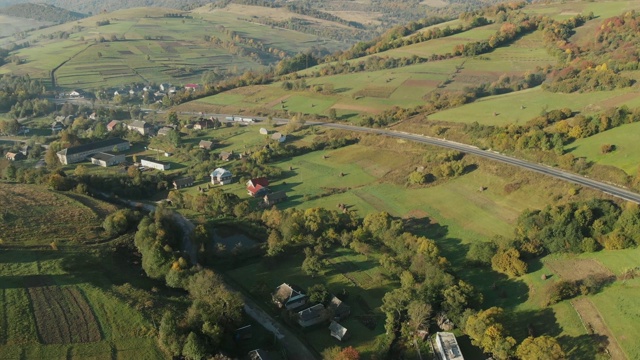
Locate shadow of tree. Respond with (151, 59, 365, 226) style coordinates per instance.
(558, 334, 609, 360)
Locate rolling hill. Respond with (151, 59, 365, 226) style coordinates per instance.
(0, 3, 85, 23)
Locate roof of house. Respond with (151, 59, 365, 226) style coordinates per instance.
(328, 296, 350, 315)
(265, 191, 287, 202)
(271, 132, 285, 140)
(157, 127, 173, 135)
(436, 332, 464, 360)
(273, 283, 305, 304)
(298, 304, 325, 322)
(185, 83, 199, 88)
(219, 151, 233, 159)
(91, 152, 119, 161)
(6, 152, 22, 160)
(57, 138, 128, 156)
(141, 158, 169, 166)
(248, 178, 269, 188)
(129, 120, 151, 129)
(329, 321, 348, 339)
(211, 167, 231, 178)
(199, 140, 214, 148)
(107, 120, 120, 129)
(173, 177, 194, 187)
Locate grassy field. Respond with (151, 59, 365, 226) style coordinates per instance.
(0, 183, 169, 359)
(0, 6, 346, 90)
(0, 183, 119, 246)
(566, 121, 640, 175)
(0, 15, 51, 43)
(431, 87, 639, 126)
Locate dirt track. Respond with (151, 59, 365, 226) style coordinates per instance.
(571, 297, 626, 360)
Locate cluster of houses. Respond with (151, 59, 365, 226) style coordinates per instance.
(272, 283, 351, 341)
(66, 83, 202, 103)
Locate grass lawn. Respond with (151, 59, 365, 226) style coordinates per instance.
(566, 121, 640, 175)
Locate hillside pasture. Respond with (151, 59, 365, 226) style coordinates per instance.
(0, 15, 51, 42)
(566, 121, 640, 175)
(0, 183, 118, 246)
(431, 87, 636, 126)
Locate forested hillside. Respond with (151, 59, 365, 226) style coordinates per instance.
(0, 3, 85, 23)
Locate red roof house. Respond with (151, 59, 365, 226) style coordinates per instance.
(246, 177, 269, 197)
(107, 120, 121, 132)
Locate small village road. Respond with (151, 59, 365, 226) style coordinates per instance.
(243, 297, 319, 360)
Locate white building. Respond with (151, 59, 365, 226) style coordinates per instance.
(435, 332, 464, 360)
(210, 167, 233, 185)
(141, 158, 170, 171)
(91, 152, 125, 167)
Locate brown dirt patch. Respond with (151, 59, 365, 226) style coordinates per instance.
(571, 297, 626, 360)
(601, 92, 640, 108)
(25, 276, 101, 344)
(265, 95, 291, 108)
(545, 259, 614, 282)
(403, 79, 441, 87)
(118, 50, 133, 55)
(331, 103, 382, 114)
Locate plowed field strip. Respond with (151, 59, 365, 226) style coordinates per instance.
(571, 297, 626, 360)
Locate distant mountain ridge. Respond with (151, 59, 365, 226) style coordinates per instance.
(0, 3, 86, 23)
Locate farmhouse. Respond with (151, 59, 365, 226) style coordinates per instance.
(56, 138, 130, 165)
(106, 120, 121, 132)
(173, 177, 194, 189)
(51, 120, 65, 133)
(141, 158, 170, 171)
(194, 118, 215, 130)
(329, 321, 349, 341)
(327, 295, 351, 321)
(264, 191, 287, 206)
(90, 152, 125, 167)
(219, 151, 235, 161)
(69, 90, 82, 98)
(184, 83, 200, 91)
(435, 332, 464, 360)
(199, 140, 214, 150)
(157, 127, 173, 136)
(127, 120, 153, 135)
(297, 304, 328, 327)
(272, 283, 307, 310)
(5, 152, 25, 161)
(271, 132, 286, 143)
(210, 167, 233, 185)
(247, 177, 269, 197)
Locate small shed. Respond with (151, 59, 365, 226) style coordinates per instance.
(5, 152, 25, 161)
(297, 304, 328, 327)
(271, 132, 286, 143)
(219, 151, 234, 161)
(264, 191, 287, 206)
(272, 283, 307, 310)
(259, 128, 269, 135)
(173, 176, 194, 189)
(199, 140, 214, 150)
(327, 295, 351, 321)
(329, 321, 349, 341)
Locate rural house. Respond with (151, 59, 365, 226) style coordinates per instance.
(56, 138, 130, 165)
(173, 177, 194, 189)
(297, 304, 328, 327)
(90, 152, 125, 167)
(199, 140, 214, 150)
(272, 283, 307, 310)
(435, 332, 464, 360)
(247, 177, 269, 197)
(219, 151, 234, 161)
(5, 152, 25, 161)
(210, 167, 233, 185)
(157, 127, 173, 136)
(194, 118, 215, 130)
(127, 120, 153, 135)
(327, 295, 351, 321)
(271, 132, 286, 143)
(184, 83, 200, 91)
(69, 90, 82, 98)
(141, 158, 170, 171)
(264, 191, 287, 206)
(106, 120, 121, 132)
(329, 321, 349, 341)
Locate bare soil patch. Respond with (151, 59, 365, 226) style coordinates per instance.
(25, 276, 101, 344)
(354, 86, 395, 99)
(118, 50, 133, 55)
(403, 79, 441, 87)
(545, 258, 614, 282)
(601, 91, 640, 108)
(571, 297, 626, 360)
